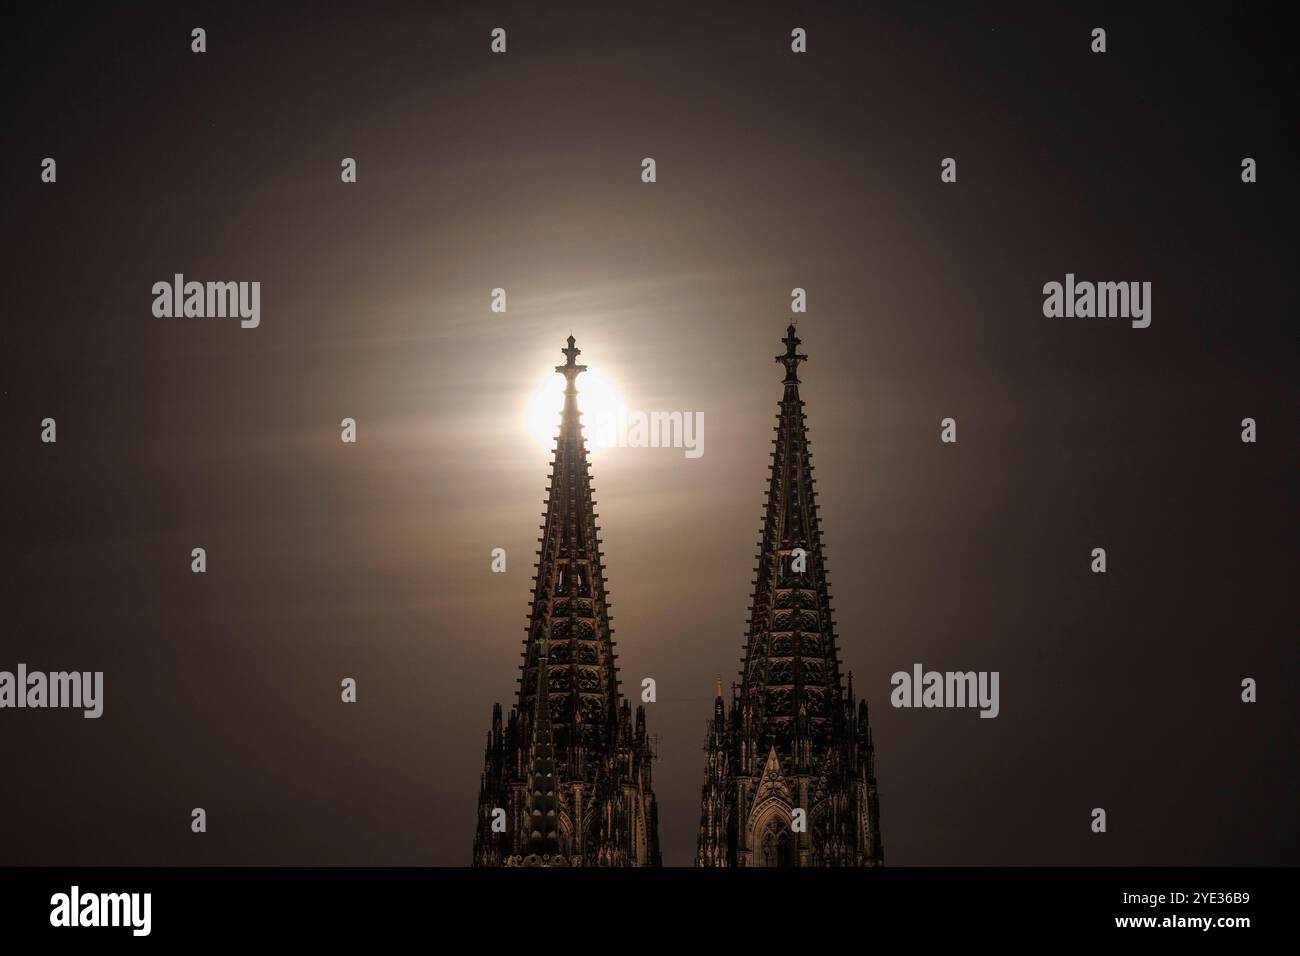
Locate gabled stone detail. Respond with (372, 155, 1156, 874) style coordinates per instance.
(752, 746, 793, 807)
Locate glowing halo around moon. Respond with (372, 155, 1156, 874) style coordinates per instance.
(524, 367, 625, 452)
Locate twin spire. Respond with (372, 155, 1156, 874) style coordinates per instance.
(696, 320, 884, 866)
(477, 324, 881, 867)
(474, 332, 661, 867)
(526, 334, 588, 858)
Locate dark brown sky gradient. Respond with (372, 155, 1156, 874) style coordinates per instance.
(2, 1, 1296, 866)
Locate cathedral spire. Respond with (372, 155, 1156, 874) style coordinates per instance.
(474, 335, 661, 867)
(696, 325, 884, 867)
(741, 323, 840, 733)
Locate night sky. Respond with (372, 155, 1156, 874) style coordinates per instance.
(2, 1, 1295, 866)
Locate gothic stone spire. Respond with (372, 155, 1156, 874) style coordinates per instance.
(474, 336, 661, 867)
(696, 324, 884, 867)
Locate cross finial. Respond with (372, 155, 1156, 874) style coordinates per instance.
(777, 323, 807, 383)
(556, 334, 588, 388)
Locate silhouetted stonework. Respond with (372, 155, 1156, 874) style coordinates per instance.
(473, 336, 661, 867)
(696, 325, 884, 867)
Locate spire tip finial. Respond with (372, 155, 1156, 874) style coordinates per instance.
(557, 334, 587, 383)
(777, 324, 807, 382)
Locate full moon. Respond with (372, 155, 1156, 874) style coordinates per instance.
(524, 367, 625, 452)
